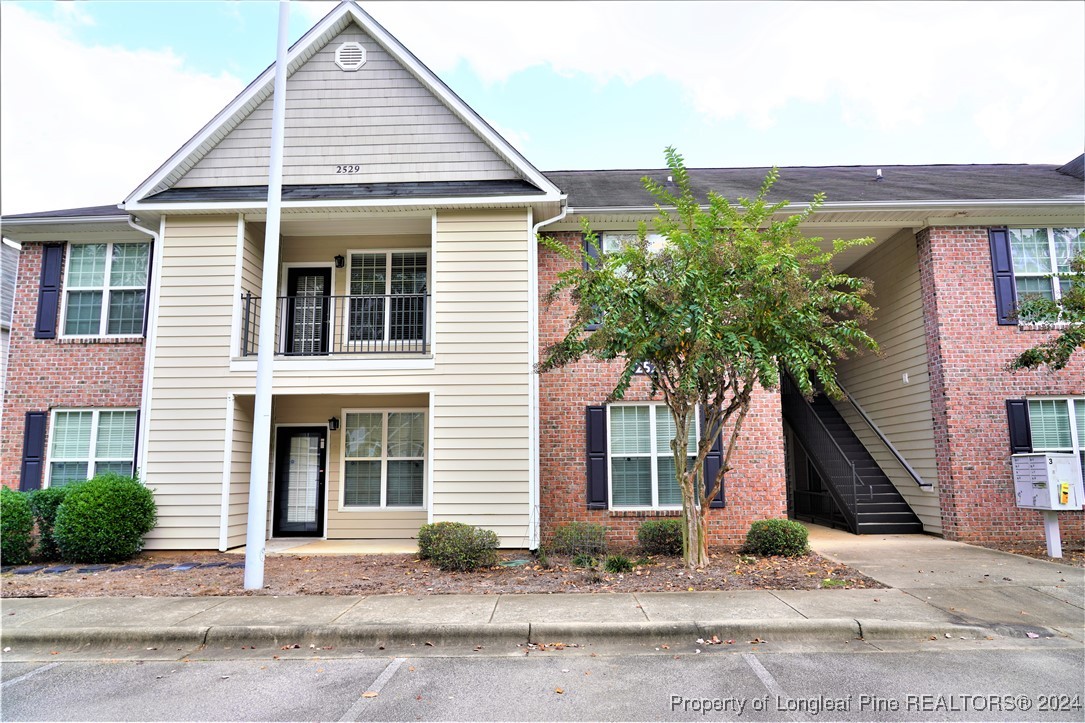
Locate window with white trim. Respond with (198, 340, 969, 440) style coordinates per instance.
(1028, 398, 1085, 478)
(342, 410, 425, 508)
(63, 242, 150, 337)
(48, 409, 137, 486)
(347, 251, 427, 345)
(608, 403, 697, 509)
(1009, 228, 1083, 305)
(601, 232, 666, 254)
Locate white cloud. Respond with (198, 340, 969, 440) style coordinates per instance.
(358, 1, 1082, 157)
(0, 4, 244, 215)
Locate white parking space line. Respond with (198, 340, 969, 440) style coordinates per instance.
(2, 662, 61, 689)
(338, 657, 407, 722)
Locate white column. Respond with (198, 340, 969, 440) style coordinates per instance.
(244, 0, 290, 590)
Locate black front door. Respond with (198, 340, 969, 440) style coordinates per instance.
(284, 267, 332, 355)
(273, 427, 327, 537)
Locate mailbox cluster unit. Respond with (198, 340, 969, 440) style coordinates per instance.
(1011, 453, 1084, 511)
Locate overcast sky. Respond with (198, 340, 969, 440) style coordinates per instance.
(1, 0, 1082, 215)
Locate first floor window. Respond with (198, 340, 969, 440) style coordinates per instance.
(1009, 228, 1083, 309)
(343, 410, 425, 507)
(63, 242, 150, 337)
(48, 409, 137, 486)
(1028, 398, 1085, 477)
(608, 404, 697, 509)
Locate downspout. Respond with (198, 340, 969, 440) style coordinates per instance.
(245, 0, 290, 590)
(528, 199, 568, 549)
(127, 214, 161, 480)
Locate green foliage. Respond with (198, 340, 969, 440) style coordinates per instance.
(53, 473, 157, 563)
(571, 552, 598, 568)
(417, 521, 462, 560)
(417, 521, 498, 572)
(742, 519, 809, 557)
(604, 553, 634, 573)
(1, 487, 34, 566)
(547, 521, 608, 557)
(539, 147, 877, 567)
(27, 486, 73, 561)
(637, 518, 684, 556)
(1010, 251, 1084, 372)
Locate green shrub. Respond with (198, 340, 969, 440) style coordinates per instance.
(417, 521, 461, 560)
(571, 552, 597, 569)
(547, 521, 607, 557)
(418, 521, 498, 572)
(742, 519, 809, 557)
(53, 474, 157, 563)
(1, 487, 34, 566)
(604, 554, 633, 573)
(637, 518, 683, 556)
(27, 486, 73, 561)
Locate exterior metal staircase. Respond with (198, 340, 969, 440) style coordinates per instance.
(781, 374, 924, 535)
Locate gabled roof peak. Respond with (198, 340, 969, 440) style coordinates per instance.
(124, 1, 559, 207)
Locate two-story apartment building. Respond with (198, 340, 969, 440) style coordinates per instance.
(2, 2, 1082, 551)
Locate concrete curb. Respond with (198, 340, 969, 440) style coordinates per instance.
(1, 626, 210, 648)
(3, 618, 1030, 651)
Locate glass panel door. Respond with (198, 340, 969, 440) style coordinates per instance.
(273, 427, 326, 536)
(285, 268, 331, 355)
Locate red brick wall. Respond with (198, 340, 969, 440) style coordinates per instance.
(538, 233, 787, 548)
(1, 242, 146, 488)
(918, 227, 1084, 543)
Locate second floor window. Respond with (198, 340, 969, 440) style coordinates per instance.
(63, 242, 150, 336)
(348, 251, 427, 343)
(1009, 228, 1083, 305)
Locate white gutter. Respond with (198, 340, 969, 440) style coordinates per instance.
(244, 0, 290, 591)
(526, 198, 568, 550)
(127, 215, 161, 480)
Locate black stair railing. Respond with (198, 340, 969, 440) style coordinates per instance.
(781, 373, 871, 533)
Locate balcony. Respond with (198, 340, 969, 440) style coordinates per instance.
(240, 293, 429, 356)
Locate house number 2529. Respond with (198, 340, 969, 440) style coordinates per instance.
(335, 165, 361, 174)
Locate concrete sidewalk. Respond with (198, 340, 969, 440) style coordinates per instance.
(2, 527, 1082, 657)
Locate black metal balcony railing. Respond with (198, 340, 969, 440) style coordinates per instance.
(240, 293, 429, 356)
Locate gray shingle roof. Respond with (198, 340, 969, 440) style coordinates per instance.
(544, 162, 1085, 208)
(143, 179, 545, 203)
(2, 204, 125, 221)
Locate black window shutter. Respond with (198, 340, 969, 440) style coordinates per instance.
(20, 412, 48, 491)
(700, 408, 725, 507)
(698, 408, 724, 503)
(989, 227, 1018, 326)
(585, 406, 608, 509)
(1006, 399, 1033, 454)
(131, 409, 142, 479)
(34, 243, 65, 339)
(142, 242, 154, 338)
(583, 235, 602, 331)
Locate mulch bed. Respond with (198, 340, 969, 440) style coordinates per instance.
(979, 539, 1085, 568)
(1, 549, 883, 598)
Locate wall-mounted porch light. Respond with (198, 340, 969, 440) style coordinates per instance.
(328, 416, 340, 431)
(334, 254, 345, 268)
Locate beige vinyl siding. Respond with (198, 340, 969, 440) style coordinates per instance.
(834, 229, 941, 534)
(143, 216, 240, 549)
(226, 395, 254, 549)
(146, 209, 532, 549)
(175, 26, 518, 188)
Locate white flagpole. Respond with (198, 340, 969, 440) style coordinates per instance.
(244, 0, 290, 590)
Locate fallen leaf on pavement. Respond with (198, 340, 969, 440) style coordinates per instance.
(555, 688, 564, 695)
(1026, 632, 1040, 639)
(362, 692, 379, 698)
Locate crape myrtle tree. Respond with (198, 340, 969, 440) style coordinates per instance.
(1009, 250, 1085, 372)
(538, 148, 878, 568)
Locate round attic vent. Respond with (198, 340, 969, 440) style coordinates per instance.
(335, 42, 367, 71)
